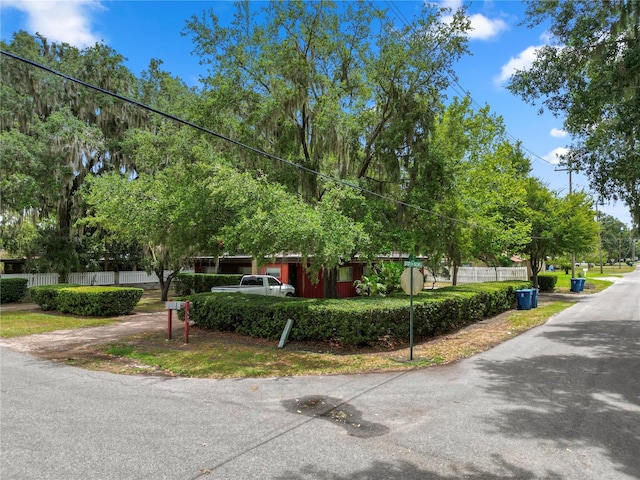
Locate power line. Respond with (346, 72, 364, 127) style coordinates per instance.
(0, 49, 477, 228)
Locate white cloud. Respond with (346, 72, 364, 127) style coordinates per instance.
(466, 13, 508, 40)
(495, 44, 541, 85)
(550, 128, 568, 138)
(439, 0, 508, 41)
(543, 147, 569, 165)
(1, 0, 104, 48)
(495, 32, 560, 86)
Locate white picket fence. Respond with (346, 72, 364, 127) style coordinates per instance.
(1, 271, 172, 289)
(4, 267, 528, 289)
(424, 267, 528, 284)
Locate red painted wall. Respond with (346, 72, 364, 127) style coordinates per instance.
(259, 263, 290, 282)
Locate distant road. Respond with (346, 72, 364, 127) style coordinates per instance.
(2, 268, 639, 479)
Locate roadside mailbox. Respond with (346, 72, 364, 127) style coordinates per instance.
(165, 300, 190, 343)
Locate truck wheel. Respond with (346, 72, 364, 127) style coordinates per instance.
(286, 292, 294, 297)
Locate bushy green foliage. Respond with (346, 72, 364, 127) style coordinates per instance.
(536, 275, 558, 292)
(56, 287, 143, 316)
(30, 284, 142, 315)
(354, 262, 404, 296)
(188, 281, 530, 346)
(29, 284, 81, 311)
(186, 293, 311, 337)
(0, 278, 28, 303)
(174, 274, 244, 296)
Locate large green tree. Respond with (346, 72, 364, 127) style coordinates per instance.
(423, 98, 531, 283)
(597, 212, 633, 263)
(1, 32, 152, 277)
(1, 33, 202, 275)
(524, 178, 599, 287)
(508, 0, 640, 226)
(83, 158, 369, 300)
(83, 161, 228, 300)
(183, 1, 470, 249)
(1, 32, 146, 233)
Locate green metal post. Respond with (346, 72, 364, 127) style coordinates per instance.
(410, 267, 414, 361)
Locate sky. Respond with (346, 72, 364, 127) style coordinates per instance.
(0, 0, 633, 226)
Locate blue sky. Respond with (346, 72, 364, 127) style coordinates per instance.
(0, 0, 633, 225)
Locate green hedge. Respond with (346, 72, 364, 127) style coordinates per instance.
(30, 285, 143, 316)
(187, 281, 530, 346)
(536, 275, 558, 292)
(174, 273, 244, 296)
(0, 278, 29, 304)
(30, 284, 81, 311)
(56, 287, 143, 316)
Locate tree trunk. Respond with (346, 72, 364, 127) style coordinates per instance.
(530, 259, 542, 289)
(157, 269, 177, 301)
(323, 266, 339, 299)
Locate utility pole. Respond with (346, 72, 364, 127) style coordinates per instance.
(619, 226, 623, 269)
(556, 165, 575, 278)
(596, 202, 603, 274)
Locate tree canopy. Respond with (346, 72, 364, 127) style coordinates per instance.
(507, 0, 640, 226)
(1, 8, 609, 297)
(524, 177, 599, 287)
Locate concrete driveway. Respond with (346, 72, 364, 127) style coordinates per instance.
(1, 269, 639, 479)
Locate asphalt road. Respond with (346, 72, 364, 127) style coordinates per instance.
(1, 270, 639, 480)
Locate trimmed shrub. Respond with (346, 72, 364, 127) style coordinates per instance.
(536, 275, 558, 292)
(56, 287, 144, 316)
(187, 281, 530, 346)
(30, 284, 81, 311)
(174, 273, 243, 296)
(0, 278, 28, 304)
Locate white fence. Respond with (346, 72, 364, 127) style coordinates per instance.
(424, 267, 528, 285)
(1, 271, 170, 289)
(3, 267, 528, 289)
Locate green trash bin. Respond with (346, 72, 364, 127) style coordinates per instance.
(515, 289, 533, 310)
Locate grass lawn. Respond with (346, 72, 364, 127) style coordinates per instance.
(0, 310, 116, 338)
(0, 289, 166, 338)
(545, 265, 632, 292)
(4, 269, 631, 377)
(133, 293, 168, 313)
(72, 301, 574, 378)
(587, 264, 635, 276)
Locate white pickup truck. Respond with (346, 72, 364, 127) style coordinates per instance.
(210, 275, 296, 297)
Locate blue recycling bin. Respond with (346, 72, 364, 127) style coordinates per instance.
(570, 278, 581, 292)
(515, 289, 533, 310)
(531, 288, 539, 308)
(578, 278, 586, 292)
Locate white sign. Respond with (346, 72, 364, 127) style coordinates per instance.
(165, 301, 185, 310)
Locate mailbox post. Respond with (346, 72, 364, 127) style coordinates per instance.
(165, 300, 190, 343)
